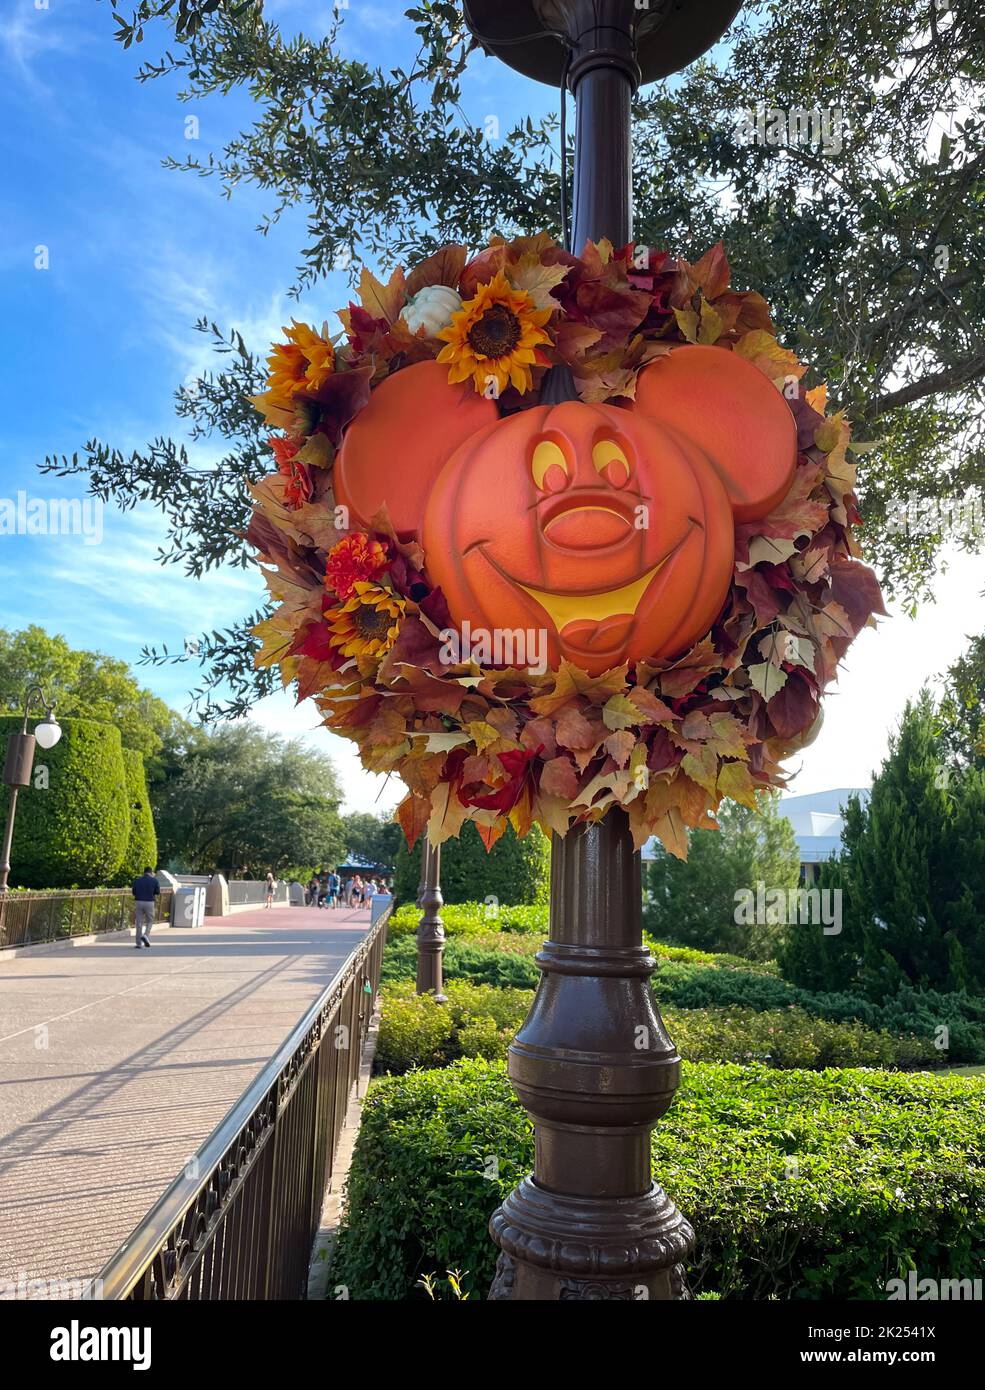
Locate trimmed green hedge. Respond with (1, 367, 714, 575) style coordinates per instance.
(374, 981, 532, 1073)
(0, 716, 129, 889)
(332, 1059, 985, 1301)
(119, 748, 157, 883)
(650, 962, 985, 1063)
(375, 983, 938, 1074)
(389, 901, 778, 975)
(381, 936, 542, 990)
(382, 937, 984, 1060)
(389, 901, 548, 937)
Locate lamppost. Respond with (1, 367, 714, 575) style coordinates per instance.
(0, 685, 63, 893)
(416, 838, 447, 1000)
(463, 0, 743, 1301)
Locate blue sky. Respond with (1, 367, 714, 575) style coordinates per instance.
(1, 0, 982, 813)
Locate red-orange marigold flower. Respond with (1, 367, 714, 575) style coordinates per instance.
(325, 532, 389, 600)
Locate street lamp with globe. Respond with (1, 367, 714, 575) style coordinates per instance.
(0, 685, 63, 892)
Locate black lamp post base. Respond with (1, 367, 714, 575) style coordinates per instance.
(489, 1178, 694, 1300)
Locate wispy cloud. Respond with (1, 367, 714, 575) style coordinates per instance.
(0, 0, 90, 94)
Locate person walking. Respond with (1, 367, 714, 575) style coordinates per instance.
(264, 871, 276, 908)
(132, 866, 160, 949)
(307, 873, 320, 907)
(327, 869, 340, 909)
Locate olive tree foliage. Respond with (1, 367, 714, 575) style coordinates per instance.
(44, 0, 985, 717)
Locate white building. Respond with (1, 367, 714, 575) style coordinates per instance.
(778, 788, 870, 882)
(639, 786, 871, 883)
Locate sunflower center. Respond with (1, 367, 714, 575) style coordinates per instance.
(353, 603, 391, 641)
(467, 303, 521, 359)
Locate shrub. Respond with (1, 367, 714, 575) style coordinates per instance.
(388, 900, 548, 938)
(118, 748, 157, 883)
(0, 716, 129, 888)
(668, 1007, 935, 1070)
(332, 1059, 985, 1301)
(374, 981, 531, 1074)
(651, 962, 985, 1062)
(644, 934, 779, 974)
(393, 823, 549, 907)
(376, 983, 938, 1075)
(381, 937, 542, 990)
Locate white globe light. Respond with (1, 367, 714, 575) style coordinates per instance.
(34, 716, 62, 750)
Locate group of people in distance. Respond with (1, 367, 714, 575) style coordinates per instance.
(304, 868, 389, 910)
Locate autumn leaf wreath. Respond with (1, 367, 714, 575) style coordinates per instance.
(247, 234, 884, 857)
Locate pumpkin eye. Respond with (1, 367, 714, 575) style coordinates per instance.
(592, 439, 631, 487)
(531, 439, 570, 492)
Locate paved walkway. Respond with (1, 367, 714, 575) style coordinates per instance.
(0, 905, 371, 1298)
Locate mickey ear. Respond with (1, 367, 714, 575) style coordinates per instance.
(628, 345, 798, 522)
(334, 360, 498, 540)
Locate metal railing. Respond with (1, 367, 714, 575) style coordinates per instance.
(96, 903, 390, 1300)
(0, 887, 173, 951)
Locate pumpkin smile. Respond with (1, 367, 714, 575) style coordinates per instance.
(519, 564, 664, 651)
(474, 524, 695, 652)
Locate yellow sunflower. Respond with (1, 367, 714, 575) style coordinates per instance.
(265, 320, 335, 410)
(327, 582, 405, 661)
(437, 270, 552, 396)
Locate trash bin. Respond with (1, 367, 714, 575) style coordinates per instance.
(171, 885, 206, 928)
(370, 893, 393, 927)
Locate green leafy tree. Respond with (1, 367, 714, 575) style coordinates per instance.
(152, 723, 346, 874)
(946, 767, 985, 987)
(849, 694, 958, 995)
(394, 822, 549, 907)
(341, 811, 403, 871)
(645, 793, 800, 959)
(774, 854, 859, 993)
(0, 716, 130, 889)
(938, 634, 985, 768)
(41, 0, 985, 715)
(782, 692, 985, 995)
(0, 626, 186, 779)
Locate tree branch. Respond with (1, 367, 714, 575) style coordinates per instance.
(870, 352, 985, 418)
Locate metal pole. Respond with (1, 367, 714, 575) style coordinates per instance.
(416, 838, 430, 909)
(415, 840, 446, 999)
(0, 685, 49, 893)
(483, 0, 695, 1301)
(0, 785, 20, 894)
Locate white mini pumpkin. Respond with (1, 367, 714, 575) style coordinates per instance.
(400, 284, 463, 338)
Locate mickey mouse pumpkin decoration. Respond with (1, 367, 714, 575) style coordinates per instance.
(335, 347, 797, 675)
(248, 235, 884, 855)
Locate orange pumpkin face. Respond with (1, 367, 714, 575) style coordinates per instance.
(422, 402, 737, 673)
(335, 347, 798, 675)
